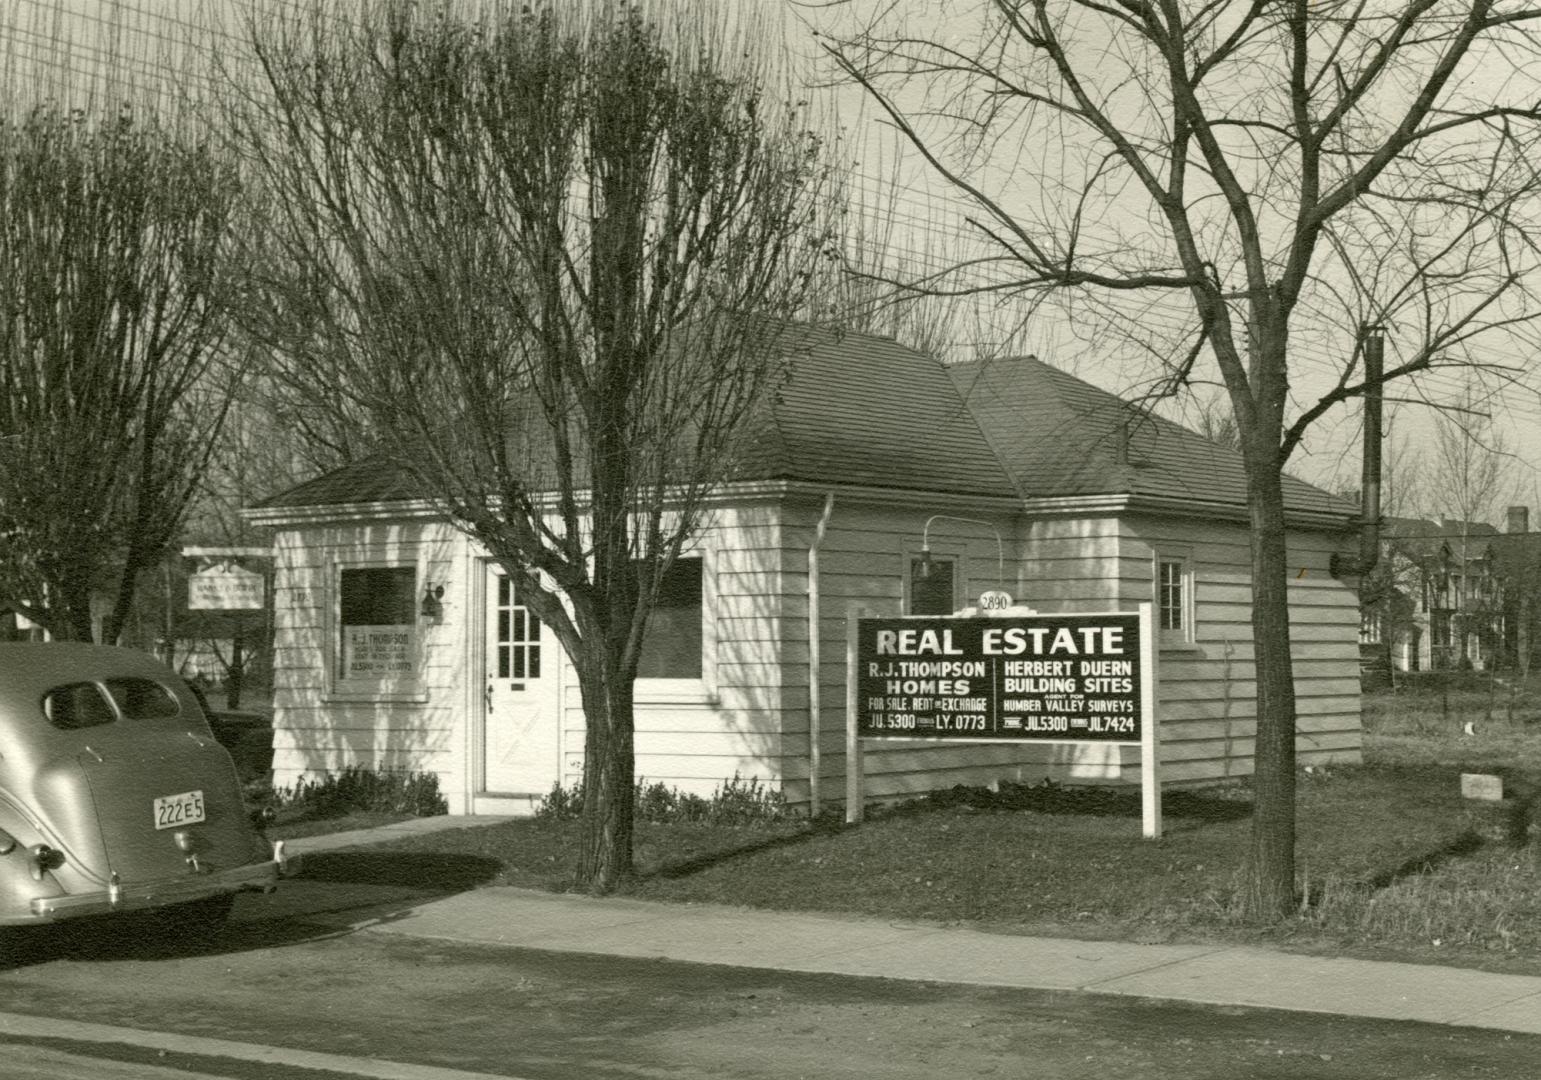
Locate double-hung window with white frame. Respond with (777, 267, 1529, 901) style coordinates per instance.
(632, 551, 715, 703)
(331, 562, 426, 700)
(1155, 551, 1194, 648)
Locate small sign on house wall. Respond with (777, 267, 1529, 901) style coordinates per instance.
(344, 625, 417, 677)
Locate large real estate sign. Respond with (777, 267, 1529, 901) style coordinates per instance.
(856, 612, 1144, 743)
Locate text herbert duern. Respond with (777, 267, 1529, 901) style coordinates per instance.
(856, 616, 1142, 741)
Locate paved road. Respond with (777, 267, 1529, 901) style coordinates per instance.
(0, 1014, 519, 1080)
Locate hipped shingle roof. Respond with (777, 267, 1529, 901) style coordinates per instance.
(257, 329, 1350, 519)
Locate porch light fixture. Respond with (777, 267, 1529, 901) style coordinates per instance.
(919, 514, 1006, 591)
(420, 583, 445, 621)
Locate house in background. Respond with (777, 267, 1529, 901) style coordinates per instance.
(1366, 516, 1502, 672)
(1361, 507, 1541, 674)
(246, 329, 1363, 815)
(0, 607, 46, 643)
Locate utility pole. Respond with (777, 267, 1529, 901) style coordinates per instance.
(1331, 325, 1385, 581)
(1331, 326, 1388, 687)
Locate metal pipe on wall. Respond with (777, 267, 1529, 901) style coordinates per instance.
(807, 493, 835, 817)
(1331, 326, 1384, 580)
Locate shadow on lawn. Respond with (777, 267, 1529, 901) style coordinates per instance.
(291, 850, 504, 891)
(644, 822, 839, 881)
(888, 780, 1254, 823)
(1361, 830, 1486, 893)
(1299, 784, 1535, 907)
(643, 781, 1256, 881)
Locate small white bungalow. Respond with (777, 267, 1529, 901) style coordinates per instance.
(247, 330, 1363, 815)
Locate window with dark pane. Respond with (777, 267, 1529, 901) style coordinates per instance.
(340, 567, 416, 625)
(1158, 560, 1185, 631)
(104, 677, 181, 720)
(637, 557, 702, 679)
(43, 682, 117, 729)
(338, 566, 418, 680)
(909, 558, 955, 616)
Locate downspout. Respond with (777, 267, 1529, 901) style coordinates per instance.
(1331, 326, 1384, 579)
(807, 493, 835, 818)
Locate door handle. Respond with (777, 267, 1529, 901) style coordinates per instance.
(485, 682, 493, 714)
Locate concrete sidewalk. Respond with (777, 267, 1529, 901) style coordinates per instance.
(281, 814, 515, 857)
(285, 816, 1541, 1036)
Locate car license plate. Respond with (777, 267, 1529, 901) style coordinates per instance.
(153, 790, 205, 830)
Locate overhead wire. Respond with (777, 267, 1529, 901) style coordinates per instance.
(8, 0, 1540, 468)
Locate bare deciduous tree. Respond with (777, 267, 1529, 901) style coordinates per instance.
(225, 0, 841, 892)
(0, 102, 242, 643)
(823, 0, 1541, 918)
(1421, 385, 1516, 667)
(1424, 385, 1515, 533)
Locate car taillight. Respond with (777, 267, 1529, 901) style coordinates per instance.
(0, 828, 15, 856)
(26, 843, 63, 880)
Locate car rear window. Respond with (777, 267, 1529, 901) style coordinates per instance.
(42, 683, 117, 730)
(104, 677, 182, 720)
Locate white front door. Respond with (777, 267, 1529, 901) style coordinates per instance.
(481, 565, 560, 796)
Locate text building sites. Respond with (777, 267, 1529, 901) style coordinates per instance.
(855, 614, 1144, 742)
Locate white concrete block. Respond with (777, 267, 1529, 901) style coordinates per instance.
(1461, 773, 1504, 801)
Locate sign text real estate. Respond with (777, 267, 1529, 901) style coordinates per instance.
(856, 613, 1143, 742)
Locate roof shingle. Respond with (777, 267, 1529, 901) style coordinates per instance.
(256, 330, 1350, 520)
(949, 356, 1351, 516)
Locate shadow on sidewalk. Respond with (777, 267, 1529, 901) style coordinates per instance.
(8, 851, 503, 969)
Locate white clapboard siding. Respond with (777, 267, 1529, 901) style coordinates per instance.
(268, 521, 471, 810)
(1116, 513, 1363, 783)
(783, 502, 1126, 805)
(266, 488, 1361, 815)
(782, 505, 1361, 807)
(557, 504, 793, 796)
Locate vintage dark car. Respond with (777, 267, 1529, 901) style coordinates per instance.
(0, 643, 282, 937)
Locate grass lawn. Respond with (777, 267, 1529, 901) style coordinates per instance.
(291, 672, 1541, 975)
(267, 809, 420, 840)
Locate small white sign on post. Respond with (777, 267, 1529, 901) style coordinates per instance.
(188, 564, 266, 611)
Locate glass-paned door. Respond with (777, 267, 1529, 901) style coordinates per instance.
(482, 565, 560, 795)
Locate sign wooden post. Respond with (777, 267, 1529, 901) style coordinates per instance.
(845, 603, 866, 824)
(850, 605, 1162, 839)
(1137, 602, 1160, 839)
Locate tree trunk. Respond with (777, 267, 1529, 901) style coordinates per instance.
(228, 629, 245, 711)
(574, 648, 636, 893)
(58, 576, 95, 643)
(1243, 463, 1298, 921)
(1519, 596, 1531, 681)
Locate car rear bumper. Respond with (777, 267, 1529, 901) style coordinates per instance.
(17, 859, 281, 923)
